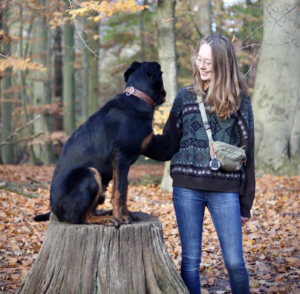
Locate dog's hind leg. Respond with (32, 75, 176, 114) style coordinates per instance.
(111, 155, 132, 224)
(85, 168, 120, 226)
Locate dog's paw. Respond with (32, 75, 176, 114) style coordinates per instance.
(121, 215, 132, 224)
(104, 216, 122, 227)
(85, 215, 121, 226)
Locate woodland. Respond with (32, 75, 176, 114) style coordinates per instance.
(0, 0, 300, 293)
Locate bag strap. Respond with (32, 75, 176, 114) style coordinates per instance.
(197, 95, 214, 147)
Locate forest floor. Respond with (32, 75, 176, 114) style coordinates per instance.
(0, 164, 299, 294)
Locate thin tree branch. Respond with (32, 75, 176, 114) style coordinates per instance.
(12, 0, 48, 10)
(242, 1, 300, 76)
(67, 0, 102, 60)
(1, 115, 41, 143)
(0, 132, 44, 147)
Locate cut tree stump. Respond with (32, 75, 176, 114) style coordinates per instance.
(17, 212, 189, 294)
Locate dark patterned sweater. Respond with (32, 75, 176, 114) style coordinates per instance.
(144, 86, 255, 218)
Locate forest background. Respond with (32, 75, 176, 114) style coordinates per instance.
(0, 0, 299, 178)
(0, 0, 300, 293)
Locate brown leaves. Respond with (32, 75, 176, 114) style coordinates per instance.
(0, 165, 300, 293)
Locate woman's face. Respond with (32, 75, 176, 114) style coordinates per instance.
(196, 43, 212, 83)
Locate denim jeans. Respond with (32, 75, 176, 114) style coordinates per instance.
(173, 187, 249, 294)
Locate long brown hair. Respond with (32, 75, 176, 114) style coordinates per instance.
(192, 35, 251, 120)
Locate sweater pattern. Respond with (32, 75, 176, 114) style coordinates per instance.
(170, 86, 252, 186)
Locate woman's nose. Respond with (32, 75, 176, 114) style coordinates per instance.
(199, 62, 206, 69)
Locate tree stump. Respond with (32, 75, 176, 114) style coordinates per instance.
(17, 212, 189, 294)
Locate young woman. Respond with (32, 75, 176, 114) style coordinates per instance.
(143, 35, 255, 294)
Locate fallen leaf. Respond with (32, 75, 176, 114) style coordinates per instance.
(277, 266, 286, 273)
(208, 277, 214, 283)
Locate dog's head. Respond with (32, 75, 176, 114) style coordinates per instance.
(124, 61, 166, 107)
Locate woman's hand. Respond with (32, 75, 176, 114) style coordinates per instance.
(241, 216, 249, 227)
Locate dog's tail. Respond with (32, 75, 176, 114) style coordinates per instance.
(34, 211, 51, 222)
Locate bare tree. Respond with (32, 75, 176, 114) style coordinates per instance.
(252, 0, 300, 176)
(63, 0, 76, 135)
(156, 0, 178, 191)
(1, 3, 12, 164)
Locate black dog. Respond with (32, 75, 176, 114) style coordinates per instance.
(34, 61, 166, 226)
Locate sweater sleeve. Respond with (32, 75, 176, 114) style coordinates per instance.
(143, 94, 183, 162)
(239, 101, 256, 218)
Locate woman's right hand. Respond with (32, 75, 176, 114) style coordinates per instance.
(241, 216, 249, 227)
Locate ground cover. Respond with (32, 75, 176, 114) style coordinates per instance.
(0, 164, 299, 293)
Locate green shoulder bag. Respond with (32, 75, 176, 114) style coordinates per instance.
(197, 95, 246, 172)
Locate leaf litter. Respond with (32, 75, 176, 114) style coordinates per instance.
(0, 164, 299, 293)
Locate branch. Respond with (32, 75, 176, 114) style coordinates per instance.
(1, 115, 40, 143)
(66, 0, 130, 69)
(67, 0, 102, 61)
(12, 0, 48, 10)
(242, 1, 300, 76)
(0, 180, 41, 198)
(0, 132, 44, 147)
(26, 177, 50, 189)
(0, 115, 44, 147)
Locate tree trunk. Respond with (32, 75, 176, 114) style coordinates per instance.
(1, 5, 12, 164)
(199, 0, 212, 38)
(54, 26, 63, 131)
(88, 18, 99, 115)
(63, 1, 76, 135)
(45, 20, 55, 163)
(214, 0, 224, 35)
(19, 7, 38, 164)
(140, 0, 148, 61)
(252, 0, 300, 176)
(156, 0, 178, 191)
(17, 212, 188, 294)
(82, 16, 89, 122)
(32, 0, 48, 160)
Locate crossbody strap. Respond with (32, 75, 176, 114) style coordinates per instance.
(197, 95, 214, 147)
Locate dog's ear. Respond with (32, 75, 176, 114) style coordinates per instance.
(124, 61, 141, 82)
(145, 62, 162, 83)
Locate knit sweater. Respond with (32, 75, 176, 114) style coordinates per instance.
(144, 86, 255, 218)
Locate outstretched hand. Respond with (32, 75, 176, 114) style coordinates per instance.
(241, 216, 249, 227)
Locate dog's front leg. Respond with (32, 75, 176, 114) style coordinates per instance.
(112, 156, 132, 224)
(122, 181, 131, 216)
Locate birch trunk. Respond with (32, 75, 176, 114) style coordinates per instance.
(252, 0, 300, 176)
(156, 0, 178, 191)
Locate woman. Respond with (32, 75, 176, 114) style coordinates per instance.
(143, 35, 255, 294)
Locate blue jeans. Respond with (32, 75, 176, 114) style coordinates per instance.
(173, 187, 249, 294)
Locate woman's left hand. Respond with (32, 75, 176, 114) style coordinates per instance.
(241, 216, 249, 227)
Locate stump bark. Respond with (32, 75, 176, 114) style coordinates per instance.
(17, 212, 189, 294)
